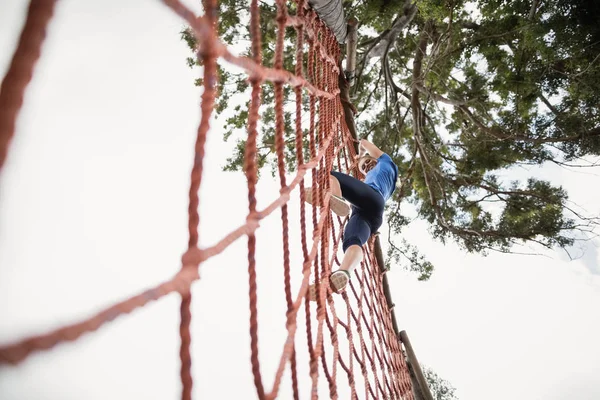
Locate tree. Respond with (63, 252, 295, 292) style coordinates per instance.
(423, 366, 459, 400)
(182, 0, 600, 279)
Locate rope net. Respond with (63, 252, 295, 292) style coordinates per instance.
(0, 0, 414, 399)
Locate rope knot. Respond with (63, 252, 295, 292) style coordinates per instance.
(181, 247, 202, 267)
(279, 185, 291, 195)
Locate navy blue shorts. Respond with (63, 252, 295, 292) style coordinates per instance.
(330, 171, 385, 252)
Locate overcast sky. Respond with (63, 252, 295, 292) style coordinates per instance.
(1, 1, 600, 399)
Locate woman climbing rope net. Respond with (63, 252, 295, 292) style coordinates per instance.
(307, 137, 399, 298)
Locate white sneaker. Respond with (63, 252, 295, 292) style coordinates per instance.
(329, 269, 351, 293)
(305, 187, 350, 217)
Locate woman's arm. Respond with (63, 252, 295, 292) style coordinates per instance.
(359, 139, 384, 159)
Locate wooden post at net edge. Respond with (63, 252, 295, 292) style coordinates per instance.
(345, 17, 358, 86)
(400, 330, 434, 400)
(341, 17, 359, 156)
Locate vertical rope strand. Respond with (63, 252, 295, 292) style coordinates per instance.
(0, 0, 58, 170)
(246, 0, 265, 398)
(179, 0, 218, 397)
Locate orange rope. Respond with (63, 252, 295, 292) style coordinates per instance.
(0, 0, 58, 169)
(0, 1, 414, 399)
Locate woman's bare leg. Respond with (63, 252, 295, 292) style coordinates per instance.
(338, 245, 362, 273)
(310, 245, 363, 299)
(329, 245, 363, 293)
(304, 174, 350, 217)
(329, 175, 342, 198)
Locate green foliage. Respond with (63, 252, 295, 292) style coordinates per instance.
(181, 0, 600, 279)
(386, 236, 434, 281)
(423, 367, 459, 400)
(181, 0, 303, 178)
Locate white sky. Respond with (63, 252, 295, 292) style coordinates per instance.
(1, 1, 600, 400)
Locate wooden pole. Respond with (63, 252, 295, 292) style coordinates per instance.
(374, 236, 400, 335)
(339, 17, 359, 156)
(400, 330, 434, 400)
(345, 17, 358, 86)
(408, 366, 426, 400)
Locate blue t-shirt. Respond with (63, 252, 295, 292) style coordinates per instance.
(364, 153, 398, 201)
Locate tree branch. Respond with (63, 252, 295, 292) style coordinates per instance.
(415, 82, 467, 106)
(528, 0, 540, 21)
(368, 0, 417, 59)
